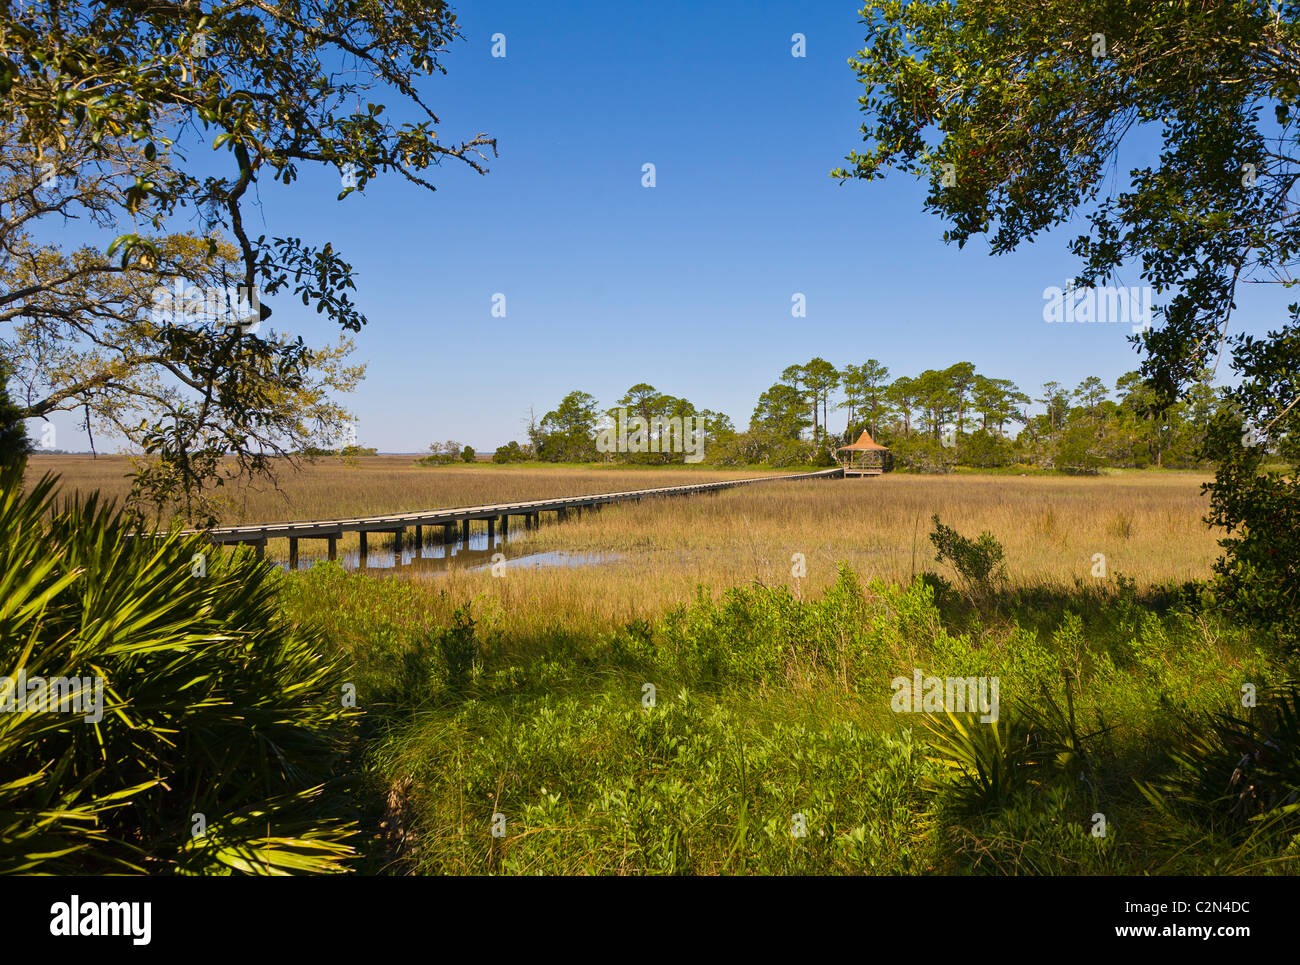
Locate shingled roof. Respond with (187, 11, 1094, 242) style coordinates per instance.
(837, 430, 889, 451)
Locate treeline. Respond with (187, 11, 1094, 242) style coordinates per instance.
(491, 359, 1226, 471)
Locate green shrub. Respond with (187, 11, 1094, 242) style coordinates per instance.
(928, 514, 1006, 607)
(890, 436, 957, 473)
(433, 605, 479, 692)
(0, 360, 29, 471)
(491, 440, 531, 463)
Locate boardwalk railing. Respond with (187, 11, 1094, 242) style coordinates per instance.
(187, 467, 845, 565)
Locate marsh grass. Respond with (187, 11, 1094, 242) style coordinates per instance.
(25, 455, 784, 525)
(357, 471, 1219, 641)
(38, 456, 1276, 875)
(33, 462, 1219, 627)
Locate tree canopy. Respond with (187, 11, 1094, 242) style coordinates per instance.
(1, 1, 492, 521)
(836, 0, 1300, 644)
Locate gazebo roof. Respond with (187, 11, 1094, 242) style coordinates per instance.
(837, 430, 889, 451)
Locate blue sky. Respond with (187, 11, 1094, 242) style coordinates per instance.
(35, 0, 1293, 452)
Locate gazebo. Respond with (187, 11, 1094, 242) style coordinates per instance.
(836, 430, 892, 476)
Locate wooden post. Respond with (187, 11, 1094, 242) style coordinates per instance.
(328, 535, 337, 561)
(253, 539, 265, 560)
(487, 517, 495, 541)
(393, 528, 403, 555)
(359, 531, 368, 560)
(500, 514, 509, 537)
(444, 523, 456, 543)
(415, 524, 422, 547)
(461, 519, 470, 543)
(288, 537, 298, 570)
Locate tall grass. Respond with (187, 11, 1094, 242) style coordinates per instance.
(314, 471, 1218, 642)
(25, 455, 784, 525)
(277, 556, 1297, 875)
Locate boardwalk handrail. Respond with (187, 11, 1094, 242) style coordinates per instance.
(187, 467, 844, 544)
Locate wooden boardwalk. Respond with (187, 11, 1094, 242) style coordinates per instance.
(191, 467, 845, 565)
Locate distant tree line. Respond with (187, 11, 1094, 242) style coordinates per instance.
(494, 360, 1231, 472)
(420, 440, 476, 465)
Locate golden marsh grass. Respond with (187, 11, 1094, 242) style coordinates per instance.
(27, 456, 1219, 638)
(308, 470, 1217, 641)
(429, 471, 1220, 636)
(25, 454, 783, 523)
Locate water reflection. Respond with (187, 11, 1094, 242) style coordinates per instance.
(276, 528, 617, 575)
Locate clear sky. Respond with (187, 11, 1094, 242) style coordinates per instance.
(35, 0, 1292, 453)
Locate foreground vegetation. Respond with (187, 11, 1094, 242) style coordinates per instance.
(278, 556, 1299, 874)
(0, 466, 357, 873)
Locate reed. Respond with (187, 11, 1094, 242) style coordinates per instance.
(306, 469, 1216, 642)
(30, 456, 1218, 638)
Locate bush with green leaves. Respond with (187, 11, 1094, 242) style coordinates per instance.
(889, 436, 957, 474)
(419, 440, 465, 466)
(1204, 409, 1300, 654)
(922, 710, 1058, 817)
(928, 514, 1006, 607)
(432, 605, 479, 693)
(491, 441, 531, 463)
(0, 466, 358, 874)
(0, 360, 29, 471)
